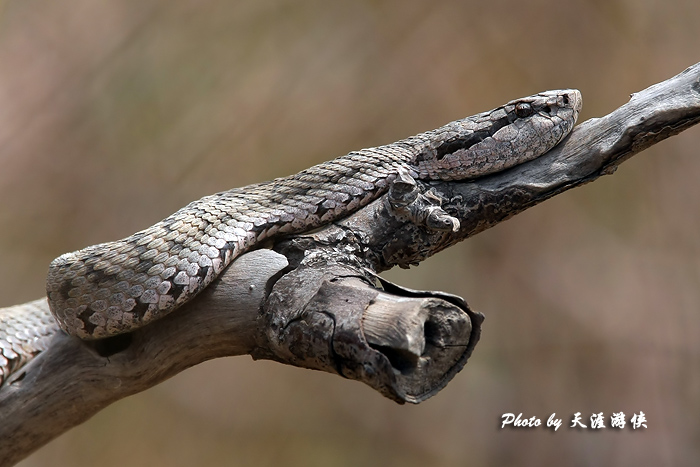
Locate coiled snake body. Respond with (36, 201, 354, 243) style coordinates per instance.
(24, 91, 581, 345)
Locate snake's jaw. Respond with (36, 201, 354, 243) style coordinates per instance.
(538, 88, 582, 138)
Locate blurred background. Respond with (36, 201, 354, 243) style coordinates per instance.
(1, 0, 699, 466)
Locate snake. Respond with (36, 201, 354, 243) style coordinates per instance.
(1, 90, 580, 383)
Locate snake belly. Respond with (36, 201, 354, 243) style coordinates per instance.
(45, 89, 581, 339)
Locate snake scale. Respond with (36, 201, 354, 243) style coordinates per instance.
(1, 90, 580, 383)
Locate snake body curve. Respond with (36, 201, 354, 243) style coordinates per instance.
(41, 90, 581, 340)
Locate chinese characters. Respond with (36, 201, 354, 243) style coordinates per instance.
(501, 412, 648, 431)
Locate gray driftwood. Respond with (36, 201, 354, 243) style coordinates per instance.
(1, 62, 700, 466)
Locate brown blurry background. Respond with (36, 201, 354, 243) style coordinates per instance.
(2, 1, 699, 466)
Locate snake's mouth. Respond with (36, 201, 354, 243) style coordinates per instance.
(531, 88, 582, 122)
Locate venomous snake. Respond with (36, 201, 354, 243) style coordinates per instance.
(1, 89, 581, 383)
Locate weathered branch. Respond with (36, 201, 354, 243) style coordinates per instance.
(0, 250, 284, 466)
(335, 62, 700, 270)
(1, 61, 699, 466)
(0, 247, 481, 466)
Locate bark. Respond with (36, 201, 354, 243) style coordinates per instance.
(1, 61, 699, 466)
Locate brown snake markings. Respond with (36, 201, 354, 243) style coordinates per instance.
(45, 90, 581, 339)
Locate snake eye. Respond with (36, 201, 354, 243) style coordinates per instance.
(515, 103, 533, 118)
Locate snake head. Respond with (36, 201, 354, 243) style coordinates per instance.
(413, 89, 582, 181)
